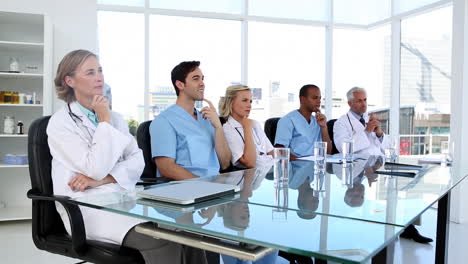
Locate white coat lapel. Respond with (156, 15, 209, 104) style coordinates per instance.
(69, 102, 96, 146)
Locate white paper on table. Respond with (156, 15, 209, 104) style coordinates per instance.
(418, 157, 451, 165)
(296, 155, 344, 163)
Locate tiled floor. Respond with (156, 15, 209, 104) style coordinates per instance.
(1, 207, 466, 263)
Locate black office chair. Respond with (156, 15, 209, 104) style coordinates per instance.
(27, 116, 144, 264)
(264, 117, 280, 145)
(136, 120, 170, 184)
(327, 119, 339, 155)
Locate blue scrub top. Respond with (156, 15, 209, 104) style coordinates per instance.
(275, 110, 322, 157)
(150, 104, 220, 177)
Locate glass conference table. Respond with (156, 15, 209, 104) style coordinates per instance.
(70, 156, 467, 264)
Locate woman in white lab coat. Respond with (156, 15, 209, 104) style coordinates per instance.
(47, 49, 207, 263)
(219, 85, 274, 169)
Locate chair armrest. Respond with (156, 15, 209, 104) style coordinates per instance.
(27, 189, 87, 256)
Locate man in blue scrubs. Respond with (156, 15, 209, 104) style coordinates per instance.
(150, 61, 231, 180)
(275, 84, 332, 160)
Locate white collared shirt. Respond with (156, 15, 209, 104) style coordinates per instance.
(222, 116, 274, 168)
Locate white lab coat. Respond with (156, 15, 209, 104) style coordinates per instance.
(47, 102, 145, 245)
(222, 116, 274, 168)
(333, 111, 389, 157)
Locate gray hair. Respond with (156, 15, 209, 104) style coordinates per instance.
(346, 87, 367, 102)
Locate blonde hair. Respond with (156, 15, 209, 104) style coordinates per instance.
(218, 85, 251, 118)
(54, 49, 97, 103)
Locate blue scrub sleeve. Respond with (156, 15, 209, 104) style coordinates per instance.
(150, 116, 177, 159)
(274, 117, 293, 147)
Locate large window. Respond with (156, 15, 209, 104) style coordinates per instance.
(149, 15, 241, 118)
(334, 0, 390, 25)
(249, 0, 328, 21)
(332, 25, 391, 119)
(149, 0, 242, 14)
(394, 0, 443, 15)
(399, 6, 452, 156)
(97, 1, 453, 141)
(248, 22, 325, 122)
(97, 11, 144, 121)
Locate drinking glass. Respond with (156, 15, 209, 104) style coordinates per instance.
(314, 141, 327, 169)
(273, 148, 290, 187)
(342, 141, 354, 163)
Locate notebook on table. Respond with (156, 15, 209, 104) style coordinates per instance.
(136, 180, 241, 205)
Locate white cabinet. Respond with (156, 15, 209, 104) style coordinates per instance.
(0, 11, 52, 221)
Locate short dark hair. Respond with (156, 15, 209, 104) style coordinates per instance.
(299, 84, 319, 98)
(171, 61, 200, 96)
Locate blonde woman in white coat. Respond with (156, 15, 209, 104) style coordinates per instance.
(47, 50, 207, 263)
(219, 85, 274, 169)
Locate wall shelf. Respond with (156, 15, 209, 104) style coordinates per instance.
(0, 40, 44, 53)
(0, 134, 27, 137)
(0, 103, 43, 107)
(0, 72, 43, 78)
(0, 163, 28, 168)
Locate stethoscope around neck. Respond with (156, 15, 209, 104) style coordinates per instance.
(346, 113, 356, 134)
(67, 103, 94, 146)
(233, 125, 264, 155)
(347, 112, 366, 134)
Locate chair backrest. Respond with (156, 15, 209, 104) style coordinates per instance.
(136, 120, 156, 180)
(264, 117, 280, 145)
(28, 116, 68, 240)
(327, 119, 339, 154)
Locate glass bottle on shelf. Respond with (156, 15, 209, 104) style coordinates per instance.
(0, 91, 4, 103)
(13, 92, 19, 104)
(4, 91, 12, 104)
(4, 115, 15, 134)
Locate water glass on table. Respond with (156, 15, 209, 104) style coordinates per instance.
(273, 148, 290, 187)
(342, 141, 354, 163)
(314, 141, 327, 170)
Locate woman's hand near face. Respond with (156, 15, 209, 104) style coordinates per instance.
(91, 95, 111, 123)
(239, 116, 254, 129)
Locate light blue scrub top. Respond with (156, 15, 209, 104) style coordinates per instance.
(150, 104, 220, 178)
(275, 110, 322, 157)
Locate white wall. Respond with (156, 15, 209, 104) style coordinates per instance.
(0, 0, 98, 112)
